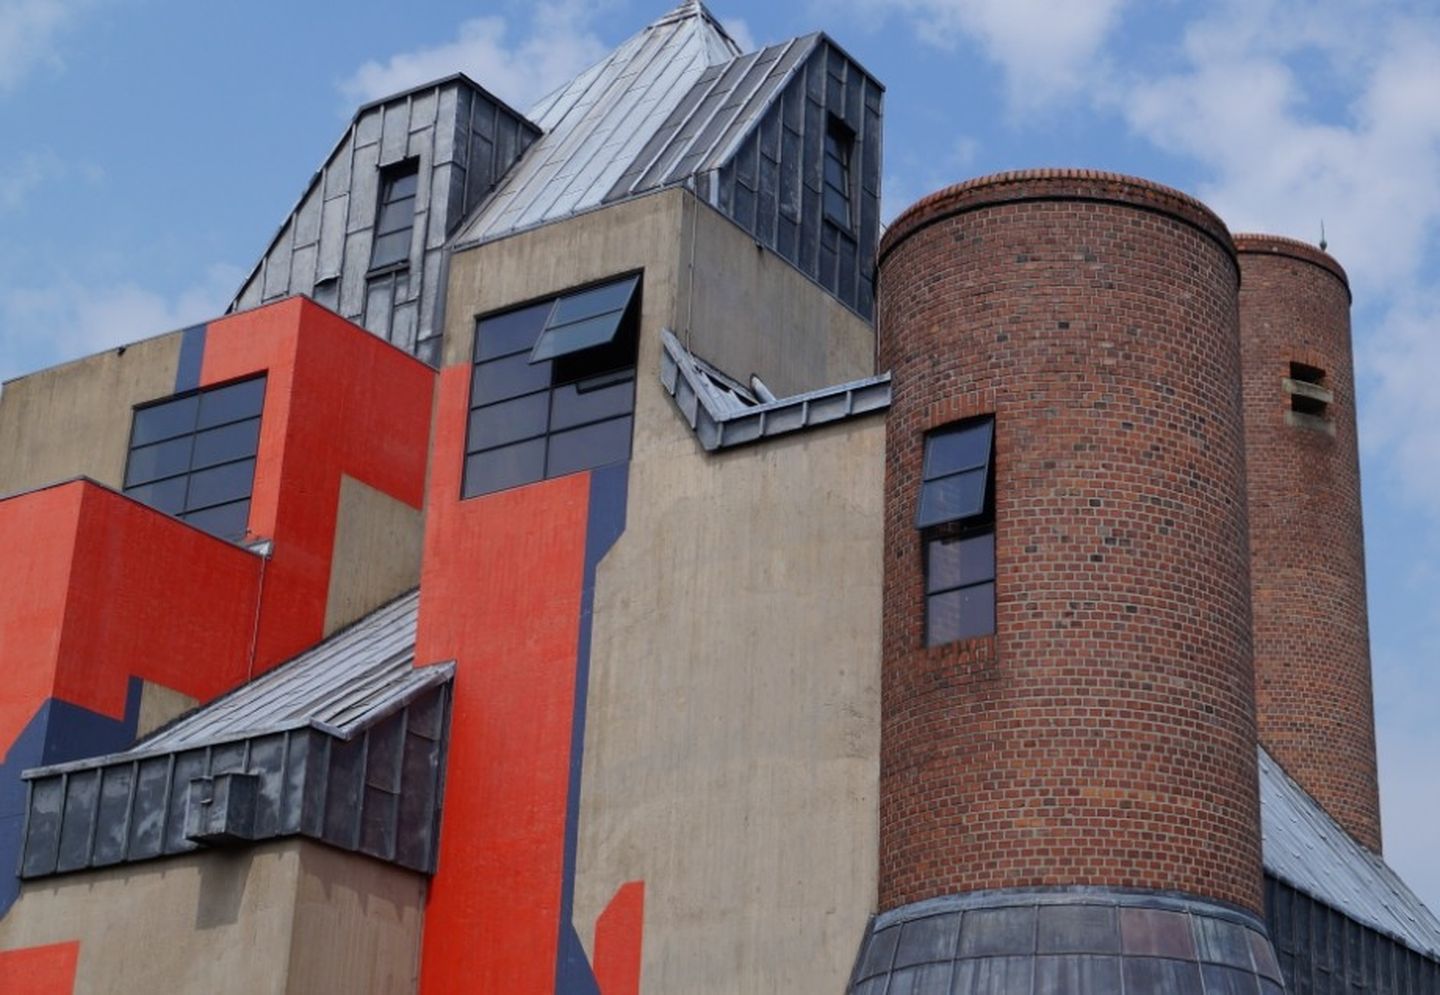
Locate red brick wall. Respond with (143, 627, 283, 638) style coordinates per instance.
(876, 170, 1264, 913)
(1235, 234, 1380, 852)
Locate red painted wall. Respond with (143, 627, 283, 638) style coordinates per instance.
(416, 364, 593, 994)
(0, 940, 78, 993)
(201, 298, 433, 669)
(0, 481, 262, 759)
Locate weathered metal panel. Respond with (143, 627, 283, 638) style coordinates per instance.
(55, 768, 99, 873)
(379, 100, 410, 165)
(354, 107, 382, 148)
(347, 142, 381, 234)
(293, 187, 322, 247)
(339, 232, 371, 318)
(325, 135, 354, 198)
(434, 87, 460, 165)
(316, 197, 348, 280)
(289, 244, 317, 294)
(410, 89, 437, 131)
(262, 223, 293, 300)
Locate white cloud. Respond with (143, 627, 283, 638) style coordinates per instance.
(722, 17, 757, 54)
(0, 264, 244, 383)
(0, 0, 88, 93)
(0, 149, 101, 212)
(842, 0, 1131, 109)
(338, 2, 608, 113)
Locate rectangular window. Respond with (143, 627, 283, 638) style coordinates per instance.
(823, 119, 854, 229)
(918, 417, 996, 645)
(370, 159, 420, 271)
(462, 274, 640, 498)
(123, 376, 266, 540)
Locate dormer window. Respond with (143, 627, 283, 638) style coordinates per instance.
(370, 160, 420, 271)
(823, 118, 854, 229)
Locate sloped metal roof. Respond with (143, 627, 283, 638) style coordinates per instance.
(1260, 747, 1440, 958)
(21, 590, 450, 876)
(134, 589, 436, 752)
(604, 34, 818, 201)
(453, 1, 741, 246)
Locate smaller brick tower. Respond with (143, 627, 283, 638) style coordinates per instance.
(853, 171, 1284, 994)
(1235, 234, 1381, 853)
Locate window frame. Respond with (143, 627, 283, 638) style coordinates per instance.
(822, 116, 856, 232)
(368, 158, 421, 274)
(461, 271, 642, 499)
(122, 374, 267, 541)
(917, 416, 997, 647)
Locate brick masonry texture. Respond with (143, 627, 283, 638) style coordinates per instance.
(1235, 233, 1382, 853)
(876, 170, 1264, 914)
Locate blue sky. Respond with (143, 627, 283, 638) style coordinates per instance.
(1, 0, 1436, 911)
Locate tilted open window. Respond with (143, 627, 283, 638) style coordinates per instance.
(918, 417, 996, 645)
(370, 159, 420, 272)
(123, 375, 266, 540)
(463, 273, 640, 498)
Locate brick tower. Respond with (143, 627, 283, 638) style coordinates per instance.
(851, 171, 1284, 993)
(1235, 234, 1381, 853)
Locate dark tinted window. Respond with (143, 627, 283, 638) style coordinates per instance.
(463, 274, 640, 498)
(918, 415, 996, 646)
(370, 160, 420, 271)
(823, 120, 854, 228)
(122, 375, 266, 540)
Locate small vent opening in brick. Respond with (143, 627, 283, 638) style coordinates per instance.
(1288, 362, 1329, 417)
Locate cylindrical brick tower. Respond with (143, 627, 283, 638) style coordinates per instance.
(1235, 234, 1380, 853)
(850, 171, 1283, 993)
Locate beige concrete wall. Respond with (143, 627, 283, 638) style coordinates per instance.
(445, 186, 885, 992)
(0, 332, 181, 497)
(286, 843, 425, 995)
(683, 197, 876, 396)
(323, 474, 425, 636)
(0, 840, 425, 995)
(136, 680, 200, 739)
(576, 415, 885, 993)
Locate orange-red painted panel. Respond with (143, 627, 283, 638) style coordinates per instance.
(0, 941, 79, 993)
(201, 298, 433, 671)
(0, 482, 262, 758)
(0, 485, 83, 758)
(416, 365, 592, 994)
(594, 882, 645, 995)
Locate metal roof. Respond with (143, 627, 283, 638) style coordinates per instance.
(660, 328, 890, 449)
(133, 589, 436, 753)
(604, 34, 819, 201)
(19, 590, 450, 876)
(1260, 747, 1440, 958)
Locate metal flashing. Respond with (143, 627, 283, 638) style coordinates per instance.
(659, 327, 889, 450)
(18, 591, 452, 876)
(1260, 747, 1440, 958)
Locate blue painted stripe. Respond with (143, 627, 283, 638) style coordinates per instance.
(0, 679, 144, 917)
(555, 462, 629, 993)
(174, 323, 208, 393)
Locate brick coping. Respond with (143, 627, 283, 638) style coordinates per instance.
(879, 168, 1236, 270)
(1233, 232, 1350, 294)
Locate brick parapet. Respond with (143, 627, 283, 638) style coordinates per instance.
(876, 172, 1264, 914)
(1235, 237, 1380, 852)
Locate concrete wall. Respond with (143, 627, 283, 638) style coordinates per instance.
(684, 191, 876, 396)
(577, 414, 885, 992)
(0, 331, 181, 496)
(323, 474, 425, 636)
(0, 840, 424, 994)
(439, 186, 885, 992)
